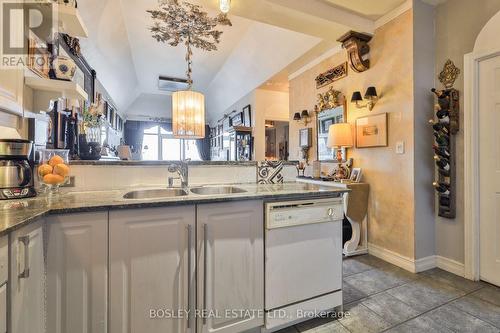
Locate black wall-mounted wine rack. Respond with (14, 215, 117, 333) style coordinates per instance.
(431, 88, 459, 219)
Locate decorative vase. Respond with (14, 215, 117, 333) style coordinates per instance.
(51, 56, 77, 81)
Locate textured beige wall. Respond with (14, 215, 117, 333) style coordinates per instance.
(289, 11, 416, 258)
(435, 0, 500, 264)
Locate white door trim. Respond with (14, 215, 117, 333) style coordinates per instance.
(464, 48, 500, 281)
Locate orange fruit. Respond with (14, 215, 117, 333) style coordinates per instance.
(48, 155, 65, 167)
(53, 163, 70, 177)
(38, 164, 53, 177)
(43, 173, 65, 185)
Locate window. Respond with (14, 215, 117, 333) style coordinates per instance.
(142, 125, 201, 161)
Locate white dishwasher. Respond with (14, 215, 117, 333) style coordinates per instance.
(264, 198, 343, 331)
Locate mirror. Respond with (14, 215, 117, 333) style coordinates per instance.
(317, 104, 347, 162)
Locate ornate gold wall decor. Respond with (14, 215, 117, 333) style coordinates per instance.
(315, 62, 348, 89)
(337, 31, 372, 73)
(438, 59, 460, 89)
(316, 87, 343, 112)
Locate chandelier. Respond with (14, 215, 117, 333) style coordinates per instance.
(148, 0, 232, 139)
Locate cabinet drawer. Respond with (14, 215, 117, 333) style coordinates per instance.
(0, 237, 7, 285)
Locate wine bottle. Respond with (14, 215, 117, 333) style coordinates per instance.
(440, 196, 450, 206)
(435, 155, 451, 171)
(434, 133, 449, 146)
(433, 145, 450, 158)
(430, 121, 450, 135)
(431, 88, 451, 99)
(433, 182, 450, 195)
(436, 109, 450, 119)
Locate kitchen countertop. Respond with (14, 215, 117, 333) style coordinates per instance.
(69, 160, 300, 166)
(0, 182, 348, 236)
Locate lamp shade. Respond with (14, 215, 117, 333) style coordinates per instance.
(351, 91, 363, 102)
(172, 90, 206, 139)
(365, 86, 378, 98)
(293, 112, 301, 121)
(327, 123, 353, 148)
(301, 110, 309, 118)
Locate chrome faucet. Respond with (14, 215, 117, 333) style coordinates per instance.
(167, 162, 188, 188)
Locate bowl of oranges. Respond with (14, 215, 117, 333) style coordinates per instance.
(38, 149, 71, 193)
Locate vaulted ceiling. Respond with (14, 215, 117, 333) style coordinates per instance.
(77, 0, 419, 123)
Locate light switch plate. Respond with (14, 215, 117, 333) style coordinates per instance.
(396, 141, 405, 154)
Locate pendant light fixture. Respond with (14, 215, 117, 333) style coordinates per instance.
(220, 0, 231, 13)
(148, 0, 232, 139)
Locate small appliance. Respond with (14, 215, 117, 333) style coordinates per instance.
(0, 139, 36, 200)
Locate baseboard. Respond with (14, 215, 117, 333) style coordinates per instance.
(367, 243, 466, 277)
(415, 255, 437, 273)
(436, 256, 465, 277)
(368, 243, 418, 273)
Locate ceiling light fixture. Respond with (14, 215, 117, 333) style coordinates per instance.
(220, 0, 231, 13)
(148, 0, 232, 139)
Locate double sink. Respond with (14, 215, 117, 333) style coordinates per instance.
(123, 185, 247, 200)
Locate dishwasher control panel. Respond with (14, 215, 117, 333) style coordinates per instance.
(266, 198, 343, 229)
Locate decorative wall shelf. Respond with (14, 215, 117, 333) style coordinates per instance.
(55, 4, 89, 38)
(25, 76, 88, 100)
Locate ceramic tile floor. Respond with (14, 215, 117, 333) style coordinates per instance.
(276, 255, 500, 333)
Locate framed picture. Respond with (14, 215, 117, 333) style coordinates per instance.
(28, 34, 50, 78)
(243, 105, 252, 127)
(350, 168, 363, 182)
(231, 112, 243, 126)
(299, 128, 312, 148)
(356, 113, 388, 148)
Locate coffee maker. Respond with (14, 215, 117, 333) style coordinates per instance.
(0, 139, 36, 200)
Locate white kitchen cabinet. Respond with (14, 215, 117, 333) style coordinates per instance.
(10, 220, 46, 333)
(197, 200, 264, 333)
(0, 235, 7, 333)
(109, 206, 196, 333)
(0, 284, 6, 333)
(0, 68, 23, 116)
(46, 212, 108, 333)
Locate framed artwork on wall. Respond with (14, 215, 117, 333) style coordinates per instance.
(299, 128, 312, 148)
(355, 113, 388, 148)
(243, 105, 252, 127)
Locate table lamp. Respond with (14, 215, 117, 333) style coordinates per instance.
(327, 123, 353, 179)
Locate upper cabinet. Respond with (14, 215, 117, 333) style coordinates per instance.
(0, 68, 24, 116)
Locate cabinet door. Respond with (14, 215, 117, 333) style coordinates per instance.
(109, 206, 196, 333)
(0, 283, 6, 333)
(10, 220, 46, 333)
(0, 68, 23, 116)
(46, 212, 108, 333)
(197, 201, 264, 333)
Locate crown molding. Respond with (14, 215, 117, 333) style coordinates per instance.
(288, 45, 343, 81)
(375, 0, 413, 29)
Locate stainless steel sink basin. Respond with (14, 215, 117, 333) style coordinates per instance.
(123, 188, 188, 199)
(190, 186, 247, 195)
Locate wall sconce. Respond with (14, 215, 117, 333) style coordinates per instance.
(351, 87, 378, 111)
(294, 110, 311, 125)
